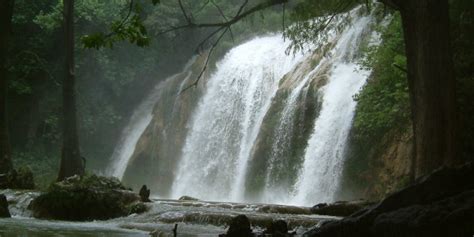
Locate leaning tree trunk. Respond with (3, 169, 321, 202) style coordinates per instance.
(396, 0, 457, 178)
(0, 0, 14, 174)
(57, 0, 84, 181)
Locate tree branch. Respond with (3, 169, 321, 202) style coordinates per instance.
(105, 0, 134, 38)
(178, 0, 193, 24)
(180, 27, 230, 93)
(158, 0, 289, 91)
(392, 63, 407, 73)
(211, 0, 235, 43)
(157, 0, 288, 36)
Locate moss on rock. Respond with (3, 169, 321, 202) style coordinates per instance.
(29, 175, 142, 221)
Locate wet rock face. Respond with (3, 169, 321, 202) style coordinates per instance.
(304, 162, 474, 237)
(310, 200, 375, 217)
(371, 190, 474, 237)
(339, 124, 414, 201)
(29, 175, 141, 221)
(222, 215, 254, 237)
(263, 220, 292, 236)
(128, 202, 149, 214)
(178, 195, 199, 201)
(122, 56, 206, 195)
(139, 185, 151, 202)
(0, 194, 11, 218)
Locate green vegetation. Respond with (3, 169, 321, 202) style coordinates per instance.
(341, 0, 474, 199)
(350, 0, 474, 160)
(353, 13, 410, 141)
(7, 0, 288, 187)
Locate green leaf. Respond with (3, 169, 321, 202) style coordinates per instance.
(151, 0, 160, 5)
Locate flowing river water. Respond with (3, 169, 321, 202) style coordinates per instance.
(0, 190, 339, 236)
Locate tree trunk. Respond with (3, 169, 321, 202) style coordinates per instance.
(57, 0, 84, 181)
(0, 0, 14, 174)
(397, 0, 457, 177)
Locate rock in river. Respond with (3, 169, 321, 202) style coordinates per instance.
(0, 194, 11, 218)
(29, 175, 142, 221)
(220, 214, 254, 237)
(304, 162, 474, 237)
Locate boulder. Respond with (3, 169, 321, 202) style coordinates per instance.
(29, 175, 141, 221)
(129, 202, 149, 214)
(139, 185, 151, 202)
(304, 162, 474, 237)
(178, 195, 200, 201)
(220, 215, 254, 237)
(263, 220, 294, 237)
(0, 194, 11, 218)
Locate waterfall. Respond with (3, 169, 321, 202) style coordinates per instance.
(290, 15, 373, 205)
(106, 84, 162, 179)
(109, 7, 378, 205)
(107, 60, 196, 179)
(171, 36, 305, 201)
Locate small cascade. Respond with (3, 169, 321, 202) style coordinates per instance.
(107, 59, 196, 179)
(260, 63, 326, 203)
(0, 189, 40, 217)
(291, 15, 373, 205)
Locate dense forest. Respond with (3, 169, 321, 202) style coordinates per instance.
(0, 0, 473, 236)
(1, 0, 288, 187)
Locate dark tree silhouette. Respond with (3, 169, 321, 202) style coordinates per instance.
(0, 0, 14, 174)
(57, 0, 85, 181)
(381, 0, 458, 177)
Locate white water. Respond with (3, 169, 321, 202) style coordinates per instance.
(109, 8, 377, 205)
(261, 61, 326, 203)
(171, 36, 305, 201)
(291, 15, 372, 205)
(107, 60, 195, 179)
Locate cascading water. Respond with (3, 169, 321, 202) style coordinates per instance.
(106, 83, 164, 179)
(290, 15, 373, 205)
(107, 59, 196, 179)
(171, 36, 305, 201)
(109, 6, 378, 206)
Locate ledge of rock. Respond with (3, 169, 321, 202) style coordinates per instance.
(29, 175, 144, 221)
(310, 200, 376, 217)
(179, 195, 200, 201)
(304, 162, 474, 237)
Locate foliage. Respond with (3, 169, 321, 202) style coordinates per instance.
(0, 166, 35, 190)
(284, 0, 361, 54)
(81, 2, 151, 49)
(342, 1, 474, 199)
(12, 150, 58, 190)
(352, 13, 410, 140)
(8, 0, 291, 183)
